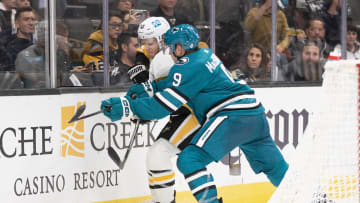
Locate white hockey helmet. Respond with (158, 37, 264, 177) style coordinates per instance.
(138, 17, 170, 49)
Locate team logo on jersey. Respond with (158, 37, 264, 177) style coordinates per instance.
(171, 27, 179, 33)
(60, 102, 85, 158)
(177, 57, 189, 65)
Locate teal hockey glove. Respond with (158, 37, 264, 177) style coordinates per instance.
(101, 96, 133, 122)
(126, 80, 155, 99)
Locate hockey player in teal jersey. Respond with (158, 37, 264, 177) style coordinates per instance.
(101, 24, 288, 203)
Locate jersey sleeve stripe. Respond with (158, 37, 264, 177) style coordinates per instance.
(154, 93, 178, 112)
(170, 87, 190, 101)
(165, 88, 188, 104)
(205, 93, 255, 119)
(222, 101, 261, 110)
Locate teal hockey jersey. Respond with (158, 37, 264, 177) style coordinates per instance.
(130, 48, 264, 123)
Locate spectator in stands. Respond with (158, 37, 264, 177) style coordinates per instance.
(56, 21, 95, 87)
(285, 39, 325, 81)
(115, 0, 143, 29)
(288, 16, 332, 61)
(15, 20, 46, 88)
(56, 21, 87, 74)
(321, 0, 341, 48)
(305, 17, 332, 59)
(115, 0, 150, 29)
(244, 0, 290, 53)
(81, 11, 122, 72)
(121, 10, 144, 32)
(15, 0, 30, 8)
(329, 24, 360, 60)
(150, 0, 191, 26)
(116, 0, 135, 12)
(229, 43, 269, 82)
(0, 0, 17, 44)
(121, 10, 131, 31)
(81, 10, 124, 86)
(5, 6, 35, 71)
(282, 7, 308, 62)
(294, 8, 309, 31)
(112, 31, 139, 85)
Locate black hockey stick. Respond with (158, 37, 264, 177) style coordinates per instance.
(107, 119, 141, 169)
(68, 104, 112, 123)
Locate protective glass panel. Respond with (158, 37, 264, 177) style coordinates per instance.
(56, 1, 99, 87)
(225, 0, 274, 83)
(282, 0, 333, 82)
(56, 0, 135, 87)
(56, 0, 98, 87)
(0, 0, 49, 89)
(347, 0, 360, 60)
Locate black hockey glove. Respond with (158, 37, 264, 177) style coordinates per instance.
(128, 64, 149, 84)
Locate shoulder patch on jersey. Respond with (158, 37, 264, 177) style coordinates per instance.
(176, 57, 189, 65)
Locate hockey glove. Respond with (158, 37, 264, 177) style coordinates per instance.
(127, 64, 149, 84)
(126, 80, 155, 99)
(101, 96, 133, 122)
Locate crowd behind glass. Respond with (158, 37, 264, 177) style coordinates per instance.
(0, 0, 358, 89)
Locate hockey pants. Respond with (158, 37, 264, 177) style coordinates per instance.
(177, 113, 289, 203)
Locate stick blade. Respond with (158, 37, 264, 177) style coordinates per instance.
(107, 147, 123, 169)
(68, 104, 86, 123)
(68, 117, 78, 124)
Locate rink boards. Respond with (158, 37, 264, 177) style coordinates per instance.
(0, 86, 320, 203)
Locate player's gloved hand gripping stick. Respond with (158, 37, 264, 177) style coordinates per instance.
(104, 59, 151, 169)
(101, 96, 143, 170)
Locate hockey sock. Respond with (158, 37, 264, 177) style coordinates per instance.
(146, 139, 178, 202)
(177, 145, 220, 203)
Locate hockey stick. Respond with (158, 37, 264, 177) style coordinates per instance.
(68, 104, 112, 123)
(107, 119, 141, 169)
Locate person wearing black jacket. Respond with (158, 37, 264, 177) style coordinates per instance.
(5, 6, 35, 71)
(150, 0, 191, 26)
(0, 0, 17, 46)
(321, 0, 341, 48)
